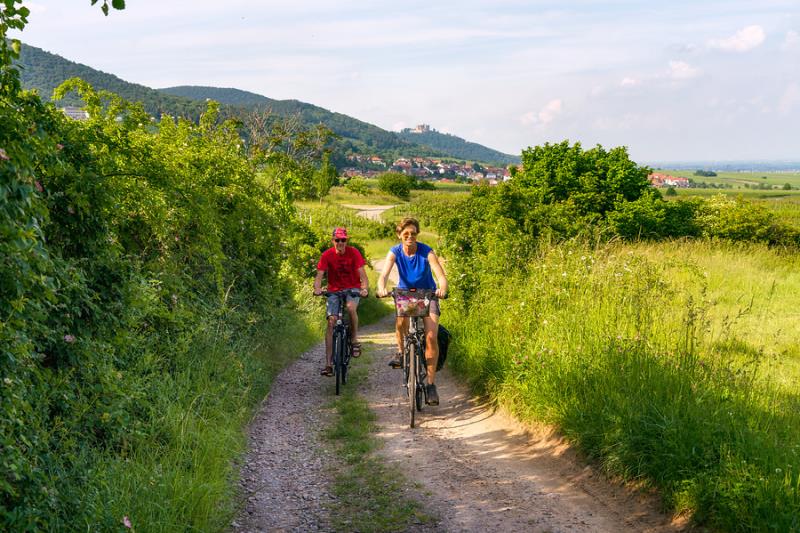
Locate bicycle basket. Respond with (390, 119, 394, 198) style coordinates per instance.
(394, 291, 431, 317)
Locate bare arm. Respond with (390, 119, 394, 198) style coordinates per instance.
(377, 250, 396, 297)
(428, 251, 448, 298)
(357, 266, 369, 297)
(313, 269, 325, 295)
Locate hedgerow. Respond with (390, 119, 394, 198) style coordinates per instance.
(1, 6, 330, 525)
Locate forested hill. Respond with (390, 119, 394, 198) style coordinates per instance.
(16, 43, 209, 121)
(160, 85, 428, 156)
(398, 129, 519, 165)
(15, 42, 517, 164)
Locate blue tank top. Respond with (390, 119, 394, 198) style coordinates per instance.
(391, 242, 437, 290)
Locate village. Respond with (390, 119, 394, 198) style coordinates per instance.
(342, 154, 513, 185)
(344, 155, 699, 189)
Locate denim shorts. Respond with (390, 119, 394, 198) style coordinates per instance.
(327, 293, 360, 317)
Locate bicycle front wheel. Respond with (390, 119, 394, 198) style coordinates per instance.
(333, 331, 344, 395)
(408, 343, 417, 428)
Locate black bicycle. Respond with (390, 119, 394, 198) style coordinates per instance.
(382, 288, 437, 428)
(320, 289, 361, 395)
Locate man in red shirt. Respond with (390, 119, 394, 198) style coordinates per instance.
(313, 227, 369, 376)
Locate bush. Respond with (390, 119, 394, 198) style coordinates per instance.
(377, 172, 413, 199)
(345, 177, 370, 196)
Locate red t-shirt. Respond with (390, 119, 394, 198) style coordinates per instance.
(317, 246, 366, 292)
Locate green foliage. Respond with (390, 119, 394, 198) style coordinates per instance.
(694, 169, 717, 177)
(2, 29, 326, 525)
(377, 172, 413, 200)
(696, 195, 800, 245)
(345, 177, 370, 196)
(665, 186, 678, 196)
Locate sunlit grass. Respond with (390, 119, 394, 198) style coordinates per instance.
(444, 239, 800, 531)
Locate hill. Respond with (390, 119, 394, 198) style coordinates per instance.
(16, 43, 518, 165)
(398, 128, 519, 164)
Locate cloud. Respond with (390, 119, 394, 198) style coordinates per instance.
(708, 25, 765, 52)
(783, 30, 800, 51)
(520, 99, 563, 126)
(668, 60, 700, 80)
(620, 77, 641, 87)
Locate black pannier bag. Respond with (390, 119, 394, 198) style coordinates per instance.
(436, 324, 451, 371)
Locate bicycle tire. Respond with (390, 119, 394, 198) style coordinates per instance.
(333, 331, 343, 396)
(341, 333, 349, 385)
(408, 343, 417, 428)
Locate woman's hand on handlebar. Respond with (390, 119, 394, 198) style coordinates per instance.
(435, 287, 447, 299)
(376, 287, 389, 298)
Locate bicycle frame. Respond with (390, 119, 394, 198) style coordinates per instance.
(388, 288, 436, 428)
(321, 289, 359, 395)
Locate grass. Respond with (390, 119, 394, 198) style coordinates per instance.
(84, 307, 321, 532)
(324, 351, 436, 532)
(443, 239, 800, 532)
(664, 169, 800, 189)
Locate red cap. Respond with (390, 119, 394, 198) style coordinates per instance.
(332, 227, 348, 239)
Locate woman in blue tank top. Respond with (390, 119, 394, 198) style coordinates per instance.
(377, 217, 449, 406)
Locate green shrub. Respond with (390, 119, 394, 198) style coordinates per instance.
(377, 172, 413, 199)
(345, 177, 370, 196)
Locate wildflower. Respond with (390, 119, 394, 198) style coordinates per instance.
(67, 206, 75, 214)
(122, 516, 133, 529)
(776, 468, 782, 474)
(35, 180, 44, 193)
(542, 319, 548, 325)
(0, 148, 8, 160)
(63, 334, 76, 343)
(562, 272, 567, 277)
(3, 378, 12, 385)
(56, 143, 64, 150)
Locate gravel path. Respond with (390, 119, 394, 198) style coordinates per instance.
(232, 338, 338, 532)
(233, 314, 689, 532)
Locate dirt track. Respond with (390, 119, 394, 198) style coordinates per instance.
(233, 314, 687, 532)
(234, 203, 687, 531)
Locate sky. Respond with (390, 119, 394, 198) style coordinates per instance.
(11, 0, 800, 163)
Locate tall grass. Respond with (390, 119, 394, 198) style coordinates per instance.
(66, 306, 322, 532)
(445, 240, 800, 531)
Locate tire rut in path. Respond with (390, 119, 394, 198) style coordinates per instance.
(233, 312, 690, 532)
(358, 315, 690, 533)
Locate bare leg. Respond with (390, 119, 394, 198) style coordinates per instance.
(346, 300, 359, 344)
(325, 316, 336, 367)
(395, 316, 409, 354)
(423, 314, 440, 385)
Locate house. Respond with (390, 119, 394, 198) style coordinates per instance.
(648, 173, 690, 188)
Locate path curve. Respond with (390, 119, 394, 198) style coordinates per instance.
(341, 204, 396, 221)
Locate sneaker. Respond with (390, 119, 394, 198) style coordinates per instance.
(388, 352, 403, 369)
(425, 383, 439, 406)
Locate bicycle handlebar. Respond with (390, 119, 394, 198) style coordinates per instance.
(376, 288, 447, 299)
(317, 288, 367, 298)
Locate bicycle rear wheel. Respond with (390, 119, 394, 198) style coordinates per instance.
(408, 343, 417, 428)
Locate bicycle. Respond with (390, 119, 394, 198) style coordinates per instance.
(380, 288, 438, 428)
(319, 289, 362, 395)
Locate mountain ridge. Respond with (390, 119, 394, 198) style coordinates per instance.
(16, 43, 519, 165)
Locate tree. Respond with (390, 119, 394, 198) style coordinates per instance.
(378, 172, 413, 199)
(515, 141, 651, 217)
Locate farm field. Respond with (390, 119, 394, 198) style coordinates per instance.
(663, 169, 800, 189)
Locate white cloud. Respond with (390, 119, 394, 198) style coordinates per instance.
(668, 60, 700, 80)
(520, 99, 563, 126)
(620, 77, 640, 87)
(783, 30, 800, 51)
(708, 25, 765, 52)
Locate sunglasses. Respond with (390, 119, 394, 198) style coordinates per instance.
(334, 238, 348, 243)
